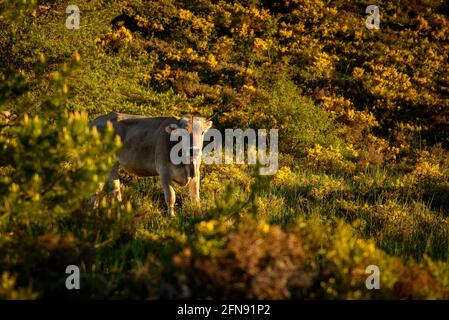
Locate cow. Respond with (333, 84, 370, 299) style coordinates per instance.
(89, 113, 213, 217)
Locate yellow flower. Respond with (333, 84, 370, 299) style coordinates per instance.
(206, 54, 218, 68)
(10, 183, 19, 193)
(198, 220, 217, 234)
(279, 28, 293, 38)
(253, 38, 268, 51)
(242, 84, 256, 93)
(273, 166, 294, 186)
(261, 223, 270, 234)
(178, 9, 193, 20)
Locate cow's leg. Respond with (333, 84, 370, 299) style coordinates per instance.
(108, 164, 122, 202)
(188, 163, 200, 204)
(90, 182, 105, 208)
(161, 174, 176, 218)
(188, 175, 200, 204)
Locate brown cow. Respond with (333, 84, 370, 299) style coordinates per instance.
(89, 113, 212, 217)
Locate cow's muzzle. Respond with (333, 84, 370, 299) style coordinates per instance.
(189, 146, 201, 157)
(189, 147, 202, 164)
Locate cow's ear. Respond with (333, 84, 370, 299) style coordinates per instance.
(203, 120, 213, 132)
(165, 124, 179, 134)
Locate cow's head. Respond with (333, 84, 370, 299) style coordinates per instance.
(165, 115, 212, 167)
(165, 115, 212, 202)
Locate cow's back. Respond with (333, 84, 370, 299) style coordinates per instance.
(89, 112, 146, 136)
(90, 113, 178, 177)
